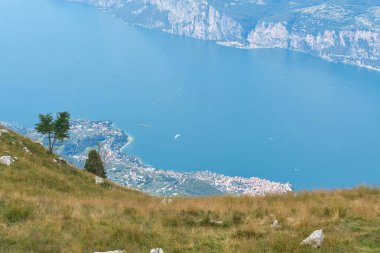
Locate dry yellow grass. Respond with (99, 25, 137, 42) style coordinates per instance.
(0, 126, 380, 253)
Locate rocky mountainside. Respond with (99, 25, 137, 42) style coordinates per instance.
(2, 119, 292, 196)
(67, 0, 380, 71)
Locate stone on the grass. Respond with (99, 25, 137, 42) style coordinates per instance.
(23, 147, 32, 155)
(34, 140, 43, 146)
(0, 129, 9, 136)
(53, 158, 62, 166)
(95, 176, 105, 184)
(301, 229, 324, 248)
(161, 198, 173, 205)
(210, 220, 224, 225)
(270, 219, 281, 229)
(93, 251, 125, 253)
(150, 249, 164, 253)
(0, 156, 14, 166)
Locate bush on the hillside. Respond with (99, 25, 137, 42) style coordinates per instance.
(84, 150, 106, 178)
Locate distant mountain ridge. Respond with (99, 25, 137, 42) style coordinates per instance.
(67, 0, 380, 71)
(2, 119, 292, 196)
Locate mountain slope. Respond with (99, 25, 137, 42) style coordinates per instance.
(3, 119, 292, 197)
(1, 125, 380, 252)
(67, 0, 380, 71)
(0, 124, 143, 198)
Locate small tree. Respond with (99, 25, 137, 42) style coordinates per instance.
(35, 112, 70, 153)
(84, 150, 106, 178)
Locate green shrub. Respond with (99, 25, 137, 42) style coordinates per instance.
(231, 211, 245, 225)
(338, 207, 348, 218)
(124, 207, 137, 216)
(253, 208, 269, 219)
(310, 205, 334, 218)
(4, 204, 33, 223)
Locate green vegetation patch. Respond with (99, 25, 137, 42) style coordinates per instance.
(2, 201, 34, 223)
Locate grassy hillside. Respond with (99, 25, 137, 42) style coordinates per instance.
(0, 126, 379, 253)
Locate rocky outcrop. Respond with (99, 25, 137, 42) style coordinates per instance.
(248, 23, 380, 71)
(66, 0, 380, 71)
(248, 22, 289, 49)
(69, 0, 243, 41)
(147, 0, 243, 41)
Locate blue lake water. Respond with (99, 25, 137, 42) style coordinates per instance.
(1, 0, 380, 190)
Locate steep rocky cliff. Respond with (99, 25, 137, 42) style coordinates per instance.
(67, 0, 380, 71)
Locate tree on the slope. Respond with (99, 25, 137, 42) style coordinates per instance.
(35, 112, 70, 153)
(84, 150, 106, 178)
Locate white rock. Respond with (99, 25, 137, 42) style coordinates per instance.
(0, 129, 9, 136)
(301, 229, 324, 248)
(94, 251, 125, 253)
(161, 198, 173, 205)
(34, 140, 44, 146)
(210, 220, 224, 225)
(0, 156, 14, 166)
(270, 219, 281, 229)
(23, 147, 32, 155)
(150, 249, 164, 253)
(95, 176, 105, 184)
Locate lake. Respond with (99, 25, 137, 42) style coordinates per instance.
(1, 0, 380, 190)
